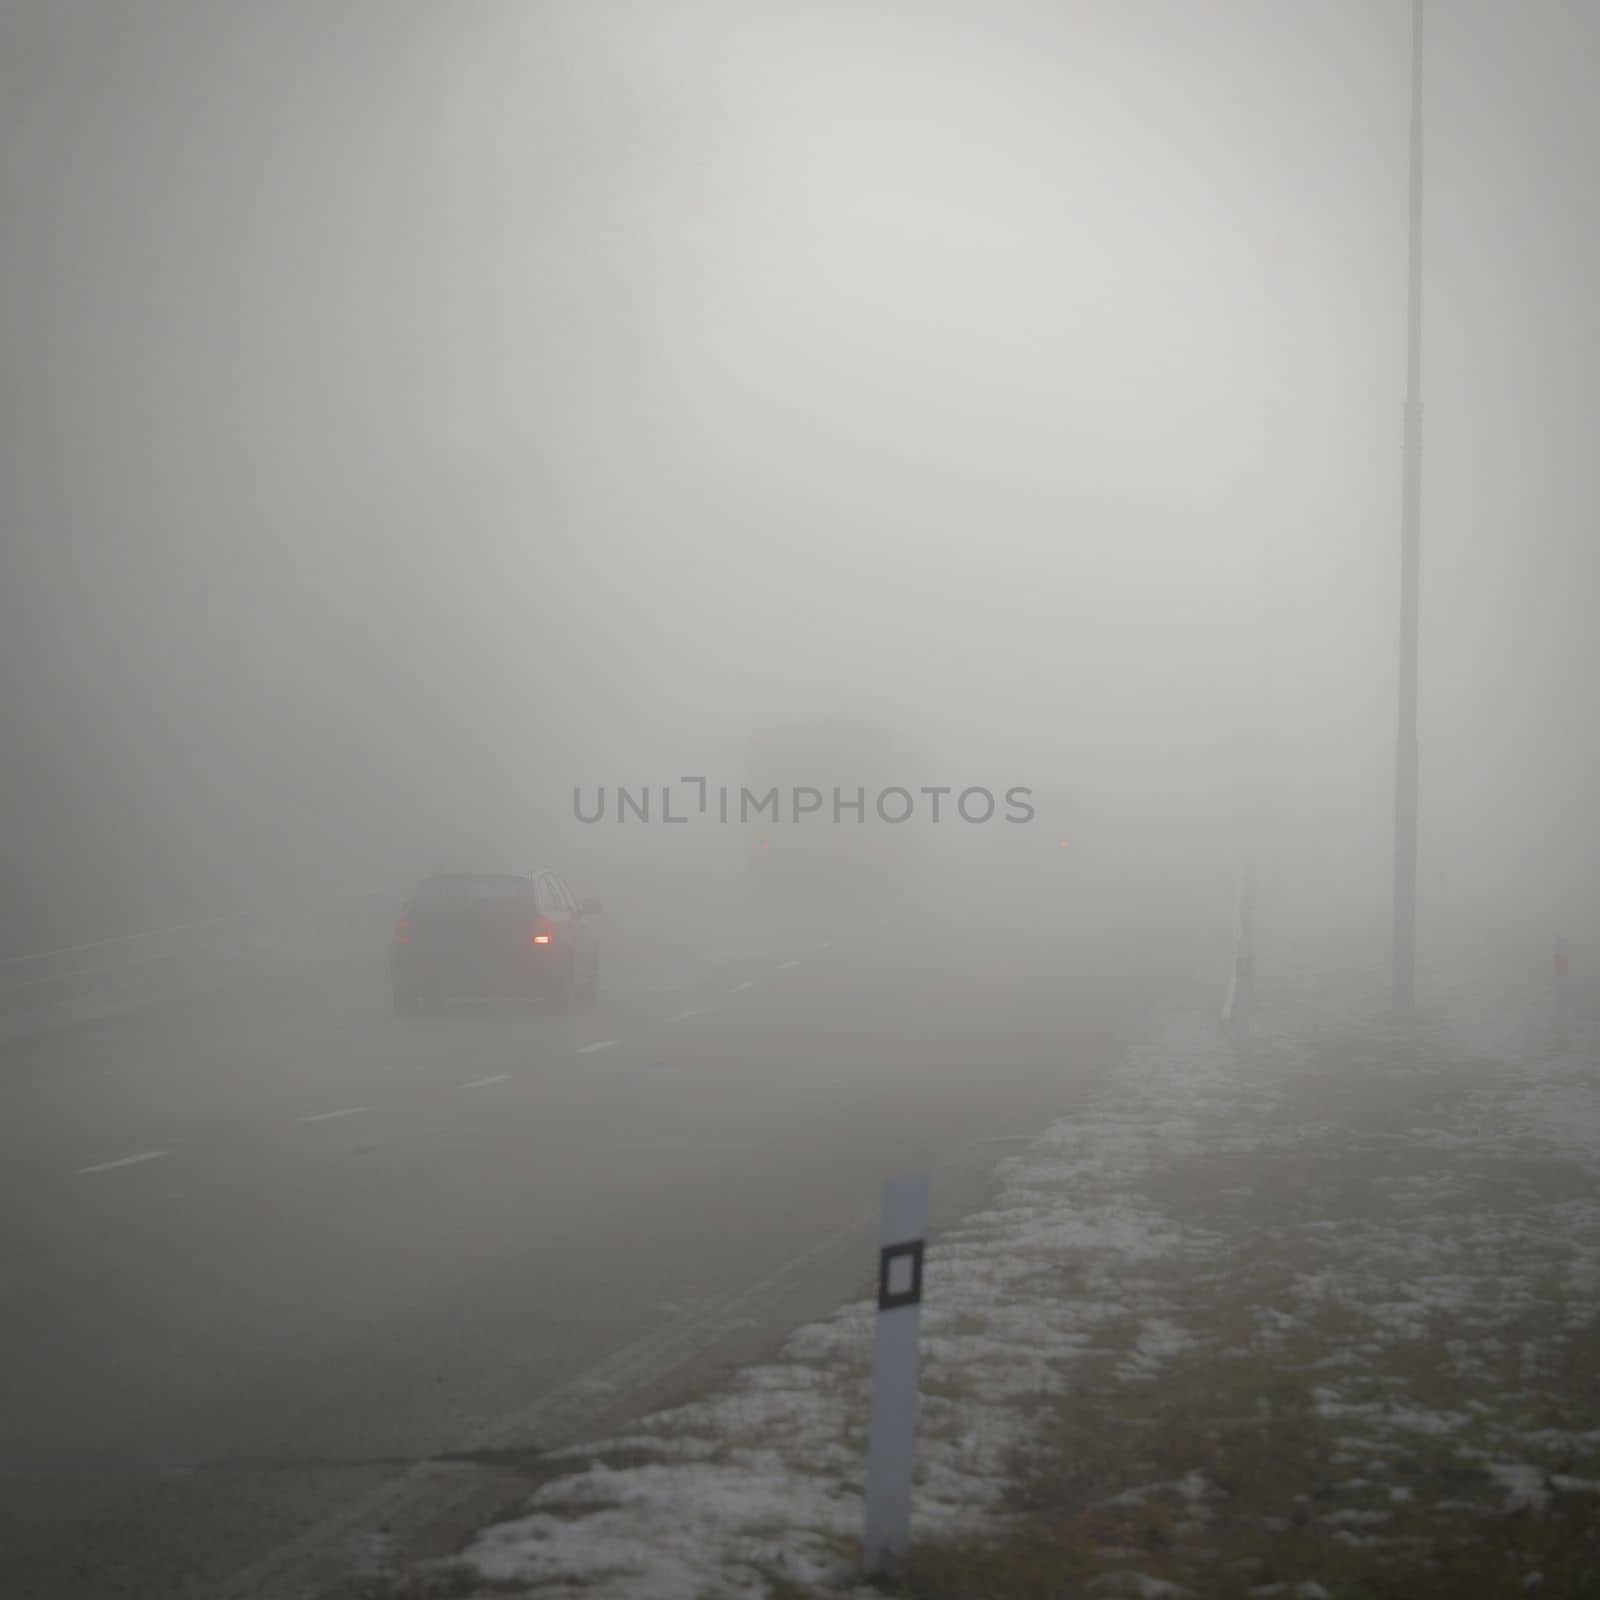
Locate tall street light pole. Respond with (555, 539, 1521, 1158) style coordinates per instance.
(1393, 0, 1425, 1016)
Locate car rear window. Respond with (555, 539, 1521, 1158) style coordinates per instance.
(414, 875, 534, 904)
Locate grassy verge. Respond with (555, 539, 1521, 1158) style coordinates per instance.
(905, 1023, 1600, 1599)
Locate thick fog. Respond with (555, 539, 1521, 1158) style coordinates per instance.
(2, 0, 1595, 963)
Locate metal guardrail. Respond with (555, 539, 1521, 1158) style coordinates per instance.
(0, 889, 397, 1045)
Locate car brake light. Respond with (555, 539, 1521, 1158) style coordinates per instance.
(393, 918, 411, 944)
(532, 916, 554, 946)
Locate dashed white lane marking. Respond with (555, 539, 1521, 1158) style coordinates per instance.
(76, 1150, 168, 1176)
(664, 1007, 709, 1024)
(464, 1074, 512, 1090)
(576, 1039, 618, 1055)
(302, 1107, 370, 1124)
(778, 960, 800, 970)
(733, 980, 754, 993)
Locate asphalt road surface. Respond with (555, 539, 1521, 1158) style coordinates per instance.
(1, 889, 1194, 1598)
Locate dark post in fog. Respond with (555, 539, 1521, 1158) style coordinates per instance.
(1393, 0, 1425, 1017)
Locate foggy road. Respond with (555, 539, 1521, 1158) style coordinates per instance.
(5, 3, 1599, 1596)
(0, 905, 1155, 1600)
(4, 1, 1599, 1595)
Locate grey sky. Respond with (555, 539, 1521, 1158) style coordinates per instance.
(1, 1, 1594, 952)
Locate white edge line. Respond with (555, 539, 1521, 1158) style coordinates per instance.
(302, 1106, 370, 1124)
(576, 1039, 618, 1054)
(778, 960, 800, 970)
(733, 980, 754, 992)
(665, 1008, 709, 1024)
(76, 1149, 168, 1175)
(464, 1074, 512, 1090)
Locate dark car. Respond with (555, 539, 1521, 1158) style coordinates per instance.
(389, 870, 601, 1015)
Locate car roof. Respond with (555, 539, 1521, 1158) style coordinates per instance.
(414, 868, 569, 887)
(415, 871, 531, 890)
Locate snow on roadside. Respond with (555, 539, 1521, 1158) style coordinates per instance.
(439, 973, 1600, 1599)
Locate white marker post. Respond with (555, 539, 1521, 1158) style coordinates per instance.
(1222, 875, 1256, 1040)
(1553, 936, 1571, 1053)
(862, 1172, 928, 1581)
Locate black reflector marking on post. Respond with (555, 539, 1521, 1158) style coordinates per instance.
(878, 1239, 924, 1311)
